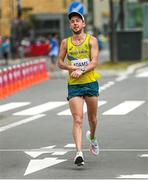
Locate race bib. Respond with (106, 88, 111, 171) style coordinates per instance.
(71, 58, 90, 68)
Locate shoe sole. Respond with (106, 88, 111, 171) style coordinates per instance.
(74, 156, 84, 166)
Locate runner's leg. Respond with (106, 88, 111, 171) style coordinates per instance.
(84, 96, 98, 139)
(69, 96, 84, 152)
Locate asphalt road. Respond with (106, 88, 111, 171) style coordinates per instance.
(0, 66, 148, 179)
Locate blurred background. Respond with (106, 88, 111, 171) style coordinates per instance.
(0, 0, 148, 64)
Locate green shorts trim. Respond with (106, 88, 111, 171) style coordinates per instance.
(67, 81, 99, 101)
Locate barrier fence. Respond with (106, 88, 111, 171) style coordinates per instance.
(0, 59, 49, 100)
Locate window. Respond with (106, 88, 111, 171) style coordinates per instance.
(126, 2, 142, 29)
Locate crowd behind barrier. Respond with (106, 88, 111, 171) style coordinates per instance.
(0, 33, 106, 61)
(0, 59, 49, 100)
(0, 35, 51, 61)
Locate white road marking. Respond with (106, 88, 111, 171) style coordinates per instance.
(136, 67, 148, 73)
(25, 145, 56, 158)
(41, 145, 56, 149)
(98, 100, 107, 106)
(1, 148, 148, 152)
(117, 174, 148, 178)
(116, 75, 127, 82)
(64, 144, 76, 148)
(139, 154, 148, 157)
(103, 101, 145, 115)
(22, 145, 148, 176)
(25, 150, 51, 158)
(13, 101, 67, 116)
(57, 104, 87, 115)
(100, 81, 115, 92)
(0, 102, 31, 113)
(58, 101, 107, 115)
(0, 114, 45, 132)
(51, 151, 67, 155)
(24, 158, 67, 176)
(136, 71, 148, 77)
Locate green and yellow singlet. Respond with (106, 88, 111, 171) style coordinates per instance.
(67, 34, 100, 85)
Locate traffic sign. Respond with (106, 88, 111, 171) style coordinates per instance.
(67, 1, 86, 15)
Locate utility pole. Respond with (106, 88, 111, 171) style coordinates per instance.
(16, 0, 22, 18)
(10, 0, 15, 20)
(87, 0, 95, 34)
(119, 0, 125, 30)
(109, 0, 117, 62)
(10, 0, 23, 59)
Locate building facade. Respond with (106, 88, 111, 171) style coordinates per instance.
(0, 0, 73, 37)
(0, 0, 109, 38)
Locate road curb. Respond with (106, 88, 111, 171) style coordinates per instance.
(98, 62, 148, 77)
(126, 62, 148, 75)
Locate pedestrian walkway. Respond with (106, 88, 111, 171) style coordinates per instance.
(0, 99, 146, 132)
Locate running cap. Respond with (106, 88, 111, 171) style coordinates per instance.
(68, 11, 85, 21)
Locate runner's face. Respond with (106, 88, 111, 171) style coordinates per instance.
(69, 16, 85, 34)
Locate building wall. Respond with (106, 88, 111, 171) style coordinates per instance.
(0, 0, 17, 36)
(0, 0, 109, 37)
(22, 0, 73, 14)
(0, 0, 73, 36)
(94, 0, 109, 30)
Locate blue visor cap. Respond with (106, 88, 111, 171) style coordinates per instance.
(68, 11, 85, 21)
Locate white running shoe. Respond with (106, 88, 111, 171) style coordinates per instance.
(74, 151, 84, 166)
(86, 130, 100, 155)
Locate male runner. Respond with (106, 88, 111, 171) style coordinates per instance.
(58, 10, 100, 166)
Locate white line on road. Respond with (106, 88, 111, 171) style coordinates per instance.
(0, 114, 45, 132)
(100, 81, 115, 92)
(139, 154, 148, 157)
(103, 101, 145, 115)
(51, 151, 67, 155)
(64, 144, 76, 148)
(1, 148, 148, 152)
(136, 71, 148, 77)
(116, 75, 127, 82)
(0, 102, 31, 113)
(25, 145, 56, 158)
(24, 157, 67, 176)
(117, 174, 148, 178)
(57, 103, 86, 115)
(58, 101, 107, 115)
(13, 101, 67, 116)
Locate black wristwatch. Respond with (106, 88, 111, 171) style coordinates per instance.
(81, 67, 86, 74)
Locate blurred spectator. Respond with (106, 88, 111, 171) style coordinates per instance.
(1, 37, 10, 65)
(48, 33, 59, 72)
(98, 35, 103, 51)
(98, 33, 108, 51)
(0, 36, 2, 59)
(18, 38, 31, 59)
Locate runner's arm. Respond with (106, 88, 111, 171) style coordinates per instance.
(84, 36, 99, 73)
(58, 39, 79, 71)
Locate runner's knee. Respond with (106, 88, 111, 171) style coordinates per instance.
(73, 115, 83, 127)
